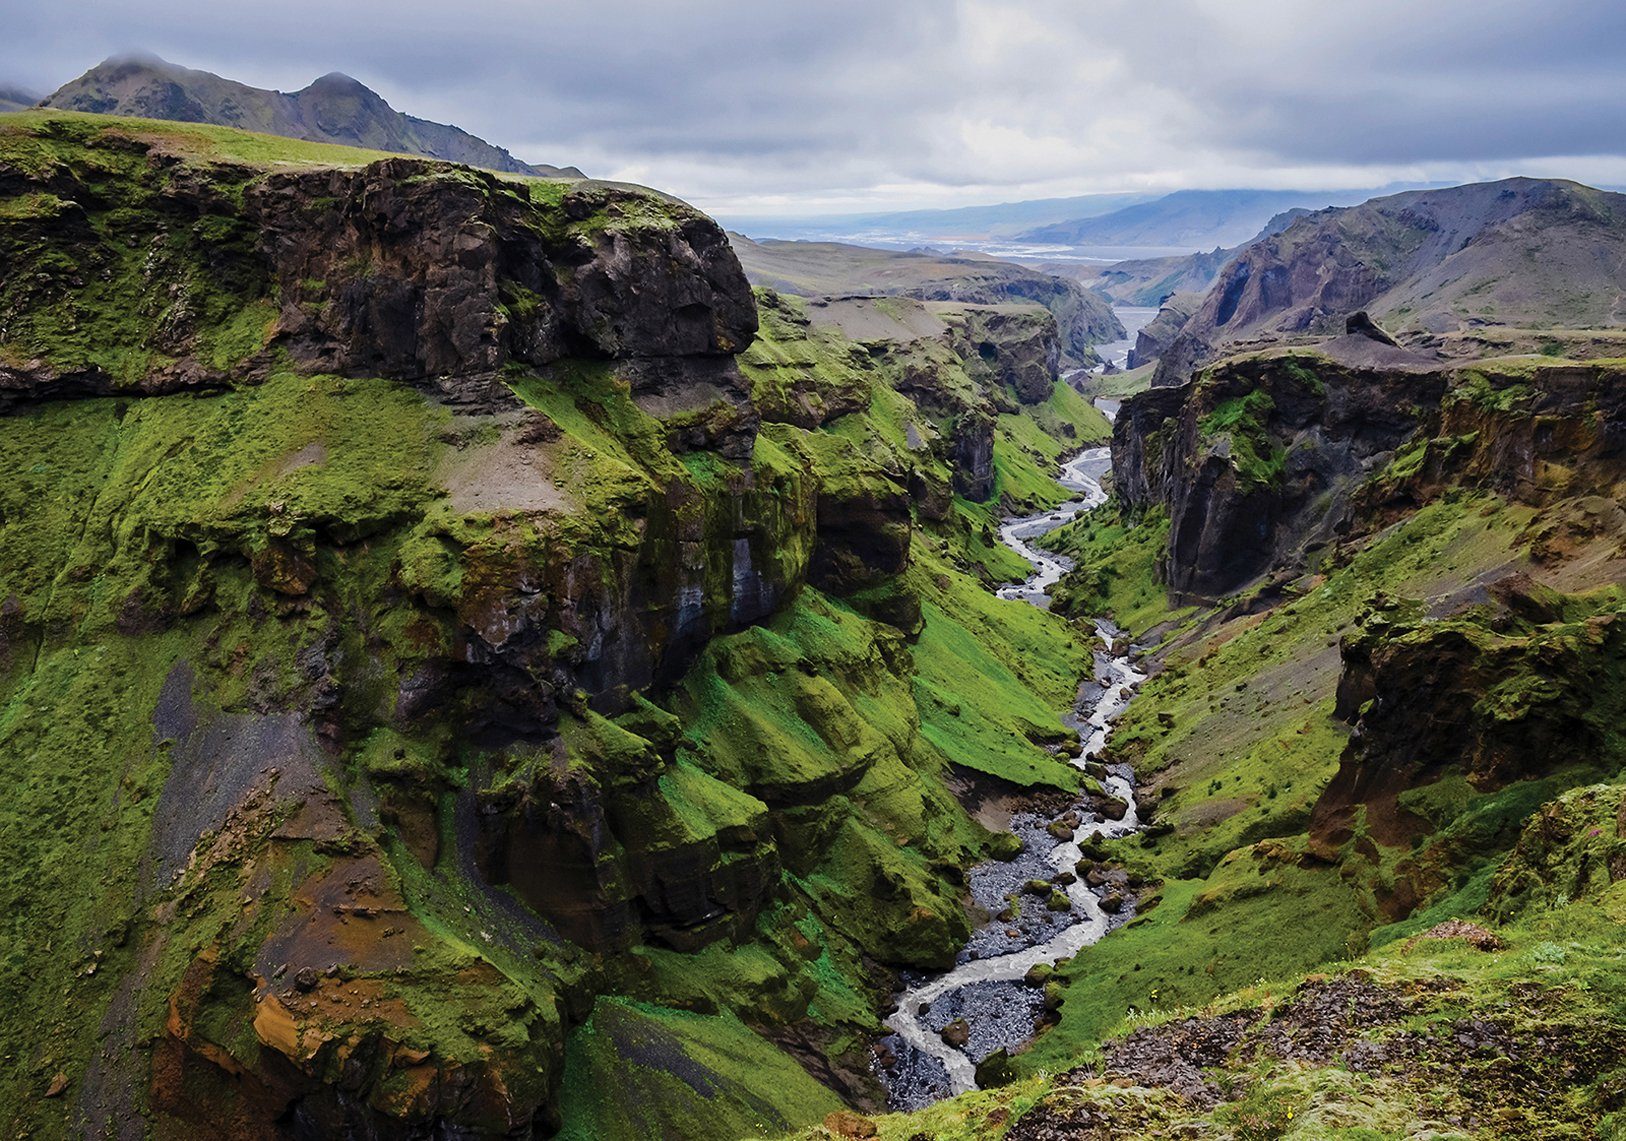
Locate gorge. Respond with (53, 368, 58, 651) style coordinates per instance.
(3, 81, 1626, 1141)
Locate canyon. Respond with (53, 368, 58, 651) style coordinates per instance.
(2, 104, 1625, 1141)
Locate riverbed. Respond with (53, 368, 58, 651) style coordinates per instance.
(877, 444, 1146, 1109)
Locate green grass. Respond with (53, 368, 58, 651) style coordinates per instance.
(839, 880, 1626, 1140)
(556, 999, 844, 1140)
(1049, 504, 1185, 632)
(1198, 390, 1286, 489)
(2, 108, 406, 169)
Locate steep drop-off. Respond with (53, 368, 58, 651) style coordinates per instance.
(0, 112, 1114, 1138)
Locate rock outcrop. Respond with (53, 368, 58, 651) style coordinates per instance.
(0, 132, 753, 444)
(1114, 351, 1626, 599)
(1127, 291, 1202, 369)
(1113, 353, 1441, 598)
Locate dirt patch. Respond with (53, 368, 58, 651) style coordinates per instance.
(805, 296, 947, 343)
(434, 417, 569, 515)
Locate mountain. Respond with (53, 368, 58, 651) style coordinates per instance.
(1076, 208, 1312, 306)
(38, 54, 582, 177)
(0, 86, 38, 113)
(1018, 187, 1422, 251)
(1178, 177, 1626, 358)
(729, 233, 1125, 366)
(722, 191, 1157, 244)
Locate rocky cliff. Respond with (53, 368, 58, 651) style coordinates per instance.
(1126, 291, 1201, 369)
(1113, 347, 1626, 599)
(0, 113, 1110, 1139)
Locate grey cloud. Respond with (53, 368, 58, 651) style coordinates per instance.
(2, 0, 1624, 212)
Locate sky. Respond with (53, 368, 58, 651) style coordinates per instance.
(3, 0, 1626, 217)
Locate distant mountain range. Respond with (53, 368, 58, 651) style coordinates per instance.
(722, 193, 1158, 244)
(1061, 209, 1311, 307)
(1102, 176, 1626, 383)
(1015, 187, 1433, 250)
(1181, 178, 1626, 349)
(32, 54, 582, 178)
(0, 86, 38, 113)
(729, 184, 1445, 264)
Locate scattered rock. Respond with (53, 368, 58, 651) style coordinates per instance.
(1346, 309, 1400, 347)
(1406, 919, 1505, 952)
(44, 1072, 68, 1098)
(940, 1018, 971, 1048)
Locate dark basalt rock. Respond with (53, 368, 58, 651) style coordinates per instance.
(942, 306, 1062, 405)
(1114, 351, 1626, 601)
(1346, 309, 1400, 346)
(1115, 353, 1441, 599)
(1128, 291, 1202, 370)
(1, 144, 760, 456)
(1310, 590, 1626, 917)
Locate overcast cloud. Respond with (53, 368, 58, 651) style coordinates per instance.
(3, 0, 1624, 215)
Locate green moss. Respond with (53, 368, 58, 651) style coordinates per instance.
(1048, 504, 1183, 632)
(556, 999, 843, 1140)
(1198, 390, 1286, 489)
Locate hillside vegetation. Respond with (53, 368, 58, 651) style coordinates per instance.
(0, 110, 1114, 1138)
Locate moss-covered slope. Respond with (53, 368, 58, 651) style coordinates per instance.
(0, 112, 1112, 1138)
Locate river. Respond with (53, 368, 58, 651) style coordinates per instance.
(877, 439, 1146, 1108)
(1090, 305, 1159, 373)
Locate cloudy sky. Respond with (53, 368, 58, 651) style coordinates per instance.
(4, 0, 1625, 216)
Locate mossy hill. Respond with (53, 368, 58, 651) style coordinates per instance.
(785, 342, 1626, 1138)
(0, 111, 1114, 1137)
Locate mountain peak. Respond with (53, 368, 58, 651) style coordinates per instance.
(304, 71, 374, 96)
(39, 56, 580, 178)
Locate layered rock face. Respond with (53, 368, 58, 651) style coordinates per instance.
(1, 115, 1103, 1140)
(1112, 354, 1440, 597)
(1113, 352, 1626, 598)
(941, 305, 1062, 405)
(0, 135, 755, 447)
(1309, 582, 1626, 918)
(1127, 291, 1201, 369)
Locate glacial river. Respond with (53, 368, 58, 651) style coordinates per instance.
(878, 441, 1146, 1107)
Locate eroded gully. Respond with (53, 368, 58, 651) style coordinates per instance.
(878, 441, 1147, 1109)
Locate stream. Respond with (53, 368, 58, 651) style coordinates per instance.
(877, 439, 1147, 1109)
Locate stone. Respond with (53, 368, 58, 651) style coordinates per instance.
(823, 1110, 879, 1138)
